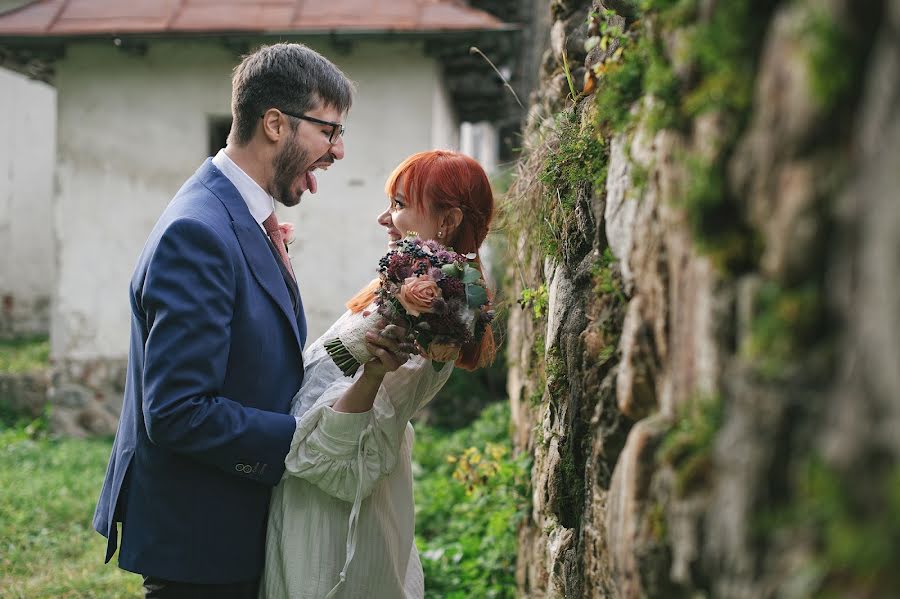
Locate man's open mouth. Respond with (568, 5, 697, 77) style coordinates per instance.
(301, 160, 333, 195)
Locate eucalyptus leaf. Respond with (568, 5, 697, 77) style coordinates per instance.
(466, 284, 488, 308)
(461, 266, 481, 284)
(442, 263, 462, 276)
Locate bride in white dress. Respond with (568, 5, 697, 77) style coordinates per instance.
(260, 150, 497, 599)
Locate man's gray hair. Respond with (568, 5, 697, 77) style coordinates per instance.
(229, 43, 354, 146)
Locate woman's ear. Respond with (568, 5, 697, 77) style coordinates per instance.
(443, 207, 464, 237)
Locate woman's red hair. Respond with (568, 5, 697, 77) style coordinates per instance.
(346, 150, 496, 370)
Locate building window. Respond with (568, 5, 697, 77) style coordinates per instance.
(208, 116, 232, 156)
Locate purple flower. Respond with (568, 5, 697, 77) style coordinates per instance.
(438, 276, 465, 298)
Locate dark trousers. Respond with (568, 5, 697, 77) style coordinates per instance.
(143, 575, 259, 599)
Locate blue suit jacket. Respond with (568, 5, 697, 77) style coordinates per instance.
(93, 159, 306, 583)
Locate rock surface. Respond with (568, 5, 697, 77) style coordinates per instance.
(507, 0, 899, 596)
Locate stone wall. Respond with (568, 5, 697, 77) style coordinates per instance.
(506, 0, 899, 596)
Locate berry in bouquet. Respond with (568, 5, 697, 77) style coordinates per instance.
(324, 237, 494, 376)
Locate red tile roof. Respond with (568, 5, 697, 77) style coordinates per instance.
(0, 0, 510, 37)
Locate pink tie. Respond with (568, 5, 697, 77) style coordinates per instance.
(262, 212, 294, 279)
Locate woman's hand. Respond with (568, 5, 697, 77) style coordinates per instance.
(361, 323, 417, 380)
(332, 323, 417, 414)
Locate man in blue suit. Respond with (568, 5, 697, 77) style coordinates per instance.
(93, 43, 354, 598)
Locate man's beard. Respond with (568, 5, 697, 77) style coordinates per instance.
(271, 133, 310, 208)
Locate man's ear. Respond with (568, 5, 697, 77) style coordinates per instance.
(260, 109, 284, 143)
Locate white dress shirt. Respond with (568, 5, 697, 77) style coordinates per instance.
(212, 149, 275, 230)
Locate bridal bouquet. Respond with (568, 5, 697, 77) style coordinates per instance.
(324, 237, 494, 376)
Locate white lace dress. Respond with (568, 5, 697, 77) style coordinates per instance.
(260, 309, 453, 599)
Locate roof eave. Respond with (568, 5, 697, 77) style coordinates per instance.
(0, 23, 520, 44)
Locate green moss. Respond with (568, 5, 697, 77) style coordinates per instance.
(639, 0, 696, 24)
(682, 0, 767, 121)
(528, 389, 545, 407)
(527, 334, 547, 407)
(545, 346, 569, 408)
(805, 8, 872, 117)
(545, 347, 566, 381)
(640, 36, 683, 132)
(532, 334, 546, 363)
(592, 247, 627, 304)
(745, 281, 823, 379)
(762, 459, 900, 597)
(594, 43, 645, 133)
(555, 436, 586, 528)
(646, 501, 668, 541)
(658, 395, 723, 496)
(538, 112, 609, 257)
(680, 152, 760, 272)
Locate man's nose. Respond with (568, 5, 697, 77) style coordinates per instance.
(329, 135, 345, 160)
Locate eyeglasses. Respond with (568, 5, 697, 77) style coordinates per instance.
(275, 109, 344, 144)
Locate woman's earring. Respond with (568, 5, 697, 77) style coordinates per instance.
(437, 230, 443, 238)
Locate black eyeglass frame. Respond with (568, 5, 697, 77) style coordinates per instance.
(266, 109, 344, 144)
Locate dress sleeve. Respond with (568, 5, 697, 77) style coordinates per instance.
(283, 356, 453, 502)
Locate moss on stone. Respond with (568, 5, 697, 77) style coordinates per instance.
(681, 0, 771, 120)
(658, 395, 723, 496)
(744, 281, 823, 379)
(594, 47, 645, 133)
(761, 458, 900, 596)
(592, 247, 627, 303)
(546, 346, 569, 407)
(638, 0, 695, 25)
(646, 500, 667, 542)
(805, 7, 869, 118)
(555, 435, 586, 528)
(680, 151, 761, 272)
(538, 111, 609, 258)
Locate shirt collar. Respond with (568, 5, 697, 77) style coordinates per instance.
(212, 149, 275, 226)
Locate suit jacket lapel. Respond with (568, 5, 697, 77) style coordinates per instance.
(196, 159, 304, 353)
(263, 239, 308, 349)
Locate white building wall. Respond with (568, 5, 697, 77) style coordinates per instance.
(0, 67, 55, 337)
(53, 39, 456, 365)
(460, 121, 499, 175)
(430, 71, 459, 151)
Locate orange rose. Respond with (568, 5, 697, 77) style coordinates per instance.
(397, 275, 442, 316)
(426, 342, 460, 363)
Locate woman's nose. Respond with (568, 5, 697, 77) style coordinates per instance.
(377, 208, 391, 226)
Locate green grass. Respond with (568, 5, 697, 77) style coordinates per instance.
(0, 402, 525, 598)
(0, 430, 142, 598)
(0, 336, 50, 375)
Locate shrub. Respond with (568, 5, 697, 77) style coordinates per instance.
(414, 402, 530, 598)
